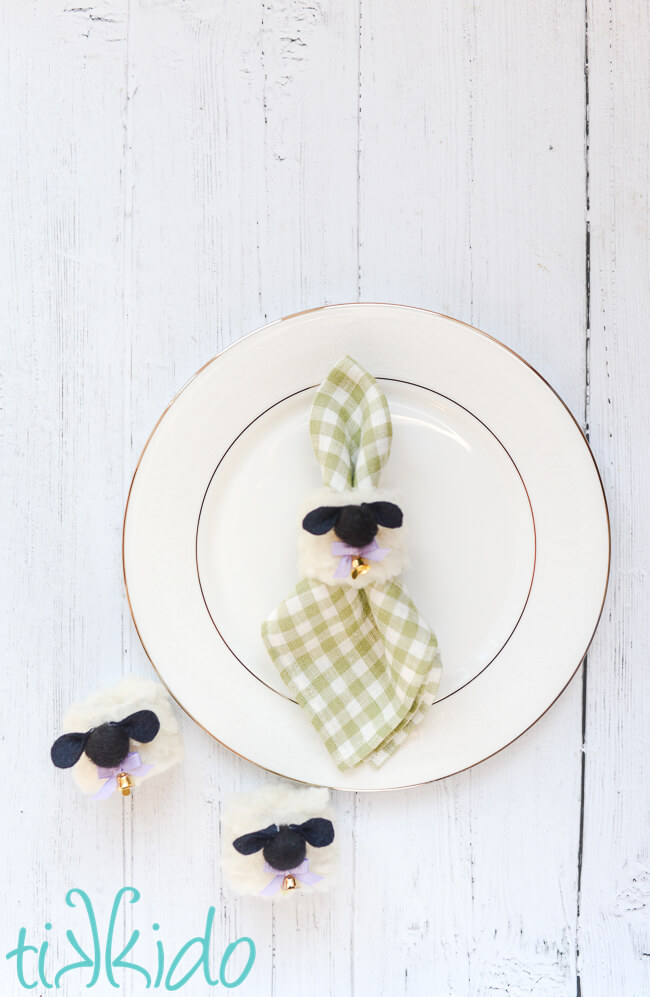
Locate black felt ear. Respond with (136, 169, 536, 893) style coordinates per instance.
(233, 824, 279, 855)
(118, 710, 160, 743)
(365, 501, 403, 529)
(302, 506, 340, 536)
(289, 817, 335, 848)
(50, 731, 90, 769)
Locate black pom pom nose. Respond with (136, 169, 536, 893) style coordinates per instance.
(334, 505, 378, 547)
(262, 826, 307, 872)
(84, 723, 131, 768)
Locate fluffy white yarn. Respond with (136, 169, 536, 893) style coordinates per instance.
(222, 784, 337, 898)
(62, 675, 184, 794)
(298, 487, 408, 589)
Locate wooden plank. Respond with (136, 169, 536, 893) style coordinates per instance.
(578, 0, 650, 992)
(356, 1, 587, 993)
(2, 0, 646, 993)
(123, 1, 359, 994)
(0, 0, 131, 985)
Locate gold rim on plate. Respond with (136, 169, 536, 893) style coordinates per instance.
(122, 303, 611, 791)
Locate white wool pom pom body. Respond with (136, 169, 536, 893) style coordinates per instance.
(61, 676, 184, 795)
(298, 487, 408, 589)
(222, 785, 337, 898)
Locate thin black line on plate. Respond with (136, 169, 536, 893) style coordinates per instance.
(194, 378, 538, 707)
(123, 303, 610, 791)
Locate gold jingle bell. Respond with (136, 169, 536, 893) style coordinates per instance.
(351, 556, 370, 580)
(116, 772, 134, 796)
(281, 874, 298, 892)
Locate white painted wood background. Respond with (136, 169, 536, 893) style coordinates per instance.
(1, 0, 647, 993)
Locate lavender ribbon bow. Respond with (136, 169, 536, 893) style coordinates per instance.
(331, 538, 389, 579)
(259, 858, 323, 897)
(92, 751, 153, 801)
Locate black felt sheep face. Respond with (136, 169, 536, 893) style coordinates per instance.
(51, 710, 160, 770)
(51, 709, 160, 799)
(234, 818, 334, 870)
(233, 818, 335, 895)
(298, 492, 406, 587)
(223, 786, 336, 897)
(50, 677, 183, 800)
(303, 500, 403, 547)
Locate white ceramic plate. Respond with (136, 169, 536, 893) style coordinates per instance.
(123, 303, 610, 790)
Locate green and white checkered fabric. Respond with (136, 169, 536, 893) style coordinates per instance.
(262, 356, 442, 770)
(263, 579, 442, 769)
(309, 355, 392, 490)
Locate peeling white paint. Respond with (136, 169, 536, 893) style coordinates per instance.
(0, 0, 647, 994)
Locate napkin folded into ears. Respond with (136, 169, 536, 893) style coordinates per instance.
(262, 356, 442, 771)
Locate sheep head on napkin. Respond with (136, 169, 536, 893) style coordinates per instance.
(262, 356, 442, 771)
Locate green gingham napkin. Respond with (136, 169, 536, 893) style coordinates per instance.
(309, 354, 393, 490)
(262, 357, 442, 770)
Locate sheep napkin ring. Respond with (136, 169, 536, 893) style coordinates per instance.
(50, 676, 183, 799)
(262, 356, 442, 771)
(223, 786, 336, 897)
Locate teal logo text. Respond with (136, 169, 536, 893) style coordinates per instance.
(6, 888, 256, 990)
